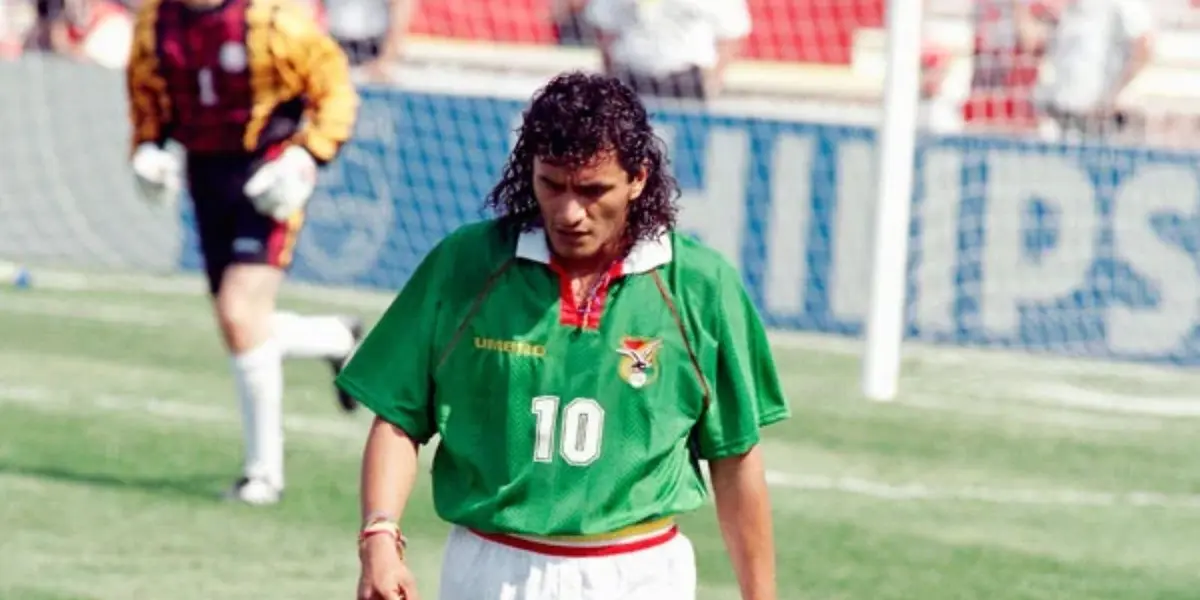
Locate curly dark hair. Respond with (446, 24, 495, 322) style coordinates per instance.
(484, 71, 680, 246)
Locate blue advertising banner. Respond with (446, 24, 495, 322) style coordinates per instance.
(180, 87, 1200, 364)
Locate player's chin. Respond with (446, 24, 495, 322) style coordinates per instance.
(548, 233, 597, 257)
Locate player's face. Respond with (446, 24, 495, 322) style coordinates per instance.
(532, 152, 647, 268)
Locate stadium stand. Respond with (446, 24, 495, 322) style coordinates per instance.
(399, 1, 1200, 111)
(410, 0, 885, 64)
(8, 0, 1200, 133)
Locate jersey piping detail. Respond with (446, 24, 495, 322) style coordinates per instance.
(468, 524, 679, 557)
(650, 270, 711, 411)
(435, 259, 517, 372)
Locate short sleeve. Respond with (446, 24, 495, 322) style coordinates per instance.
(696, 263, 790, 460)
(712, 0, 751, 40)
(583, 0, 623, 33)
(334, 244, 446, 444)
(1114, 0, 1152, 40)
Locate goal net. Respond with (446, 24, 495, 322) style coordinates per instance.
(3, 0, 1200, 365)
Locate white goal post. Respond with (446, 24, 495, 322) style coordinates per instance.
(861, 0, 925, 402)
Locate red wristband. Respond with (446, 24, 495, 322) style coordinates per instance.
(358, 520, 407, 549)
(359, 527, 397, 544)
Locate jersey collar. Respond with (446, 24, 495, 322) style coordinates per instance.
(515, 228, 673, 275)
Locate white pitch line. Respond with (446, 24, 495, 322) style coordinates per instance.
(3, 383, 1199, 511)
(13, 267, 395, 311)
(766, 330, 1200, 385)
(894, 390, 1168, 431)
(765, 471, 1200, 509)
(1027, 382, 1200, 418)
(0, 296, 192, 328)
(0, 383, 369, 440)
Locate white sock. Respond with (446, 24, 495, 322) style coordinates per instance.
(272, 311, 355, 360)
(231, 339, 285, 490)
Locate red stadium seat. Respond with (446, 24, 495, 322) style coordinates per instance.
(407, 0, 886, 64)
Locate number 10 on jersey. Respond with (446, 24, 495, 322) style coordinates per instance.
(531, 396, 605, 466)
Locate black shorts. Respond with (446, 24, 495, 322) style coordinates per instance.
(614, 66, 708, 101)
(337, 36, 383, 66)
(187, 154, 305, 295)
(1043, 104, 1130, 140)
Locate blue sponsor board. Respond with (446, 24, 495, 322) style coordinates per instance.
(180, 87, 1200, 364)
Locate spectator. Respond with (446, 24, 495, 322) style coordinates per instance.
(920, 42, 966, 134)
(584, 0, 750, 101)
(323, 0, 414, 81)
(0, 0, 36, 58)
(1033, 0, 1155, 141)
(551, 0, 593, 47)
(21, 0, 129, 67)
(24, 0, 65, 51)
(66, 0, 132, 68)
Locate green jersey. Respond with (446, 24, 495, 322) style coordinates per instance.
(335, 220, 789, 536)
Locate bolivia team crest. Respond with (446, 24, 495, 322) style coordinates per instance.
(616, 337, 663, 389)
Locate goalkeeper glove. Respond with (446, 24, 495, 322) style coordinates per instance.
(131, 142, 182, 208)
(243, 145, 318, 221)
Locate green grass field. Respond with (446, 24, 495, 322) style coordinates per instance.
(2, 272, 1199, 600)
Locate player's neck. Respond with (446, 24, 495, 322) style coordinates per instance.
(554, 241, 626, 304)
(553, 242, 624, 279)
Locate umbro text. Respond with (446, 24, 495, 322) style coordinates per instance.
(474, 337, 547, 357)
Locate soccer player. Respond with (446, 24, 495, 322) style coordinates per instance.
(125, 0, 363, 505)
(339, 72, 790, 600)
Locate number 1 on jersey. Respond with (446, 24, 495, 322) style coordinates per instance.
(530, 396, 605, 466)
(198, 68, 218, 106)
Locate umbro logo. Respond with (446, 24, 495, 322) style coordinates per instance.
(474, 337, 546, 357)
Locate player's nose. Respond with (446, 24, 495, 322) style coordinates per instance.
(554, 196, 588, 228)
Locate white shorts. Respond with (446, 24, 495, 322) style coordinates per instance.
(437, 524, 697, 600)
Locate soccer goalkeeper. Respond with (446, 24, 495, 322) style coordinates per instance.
(339, 72, 790, 600)
(125, 0, 363, 505)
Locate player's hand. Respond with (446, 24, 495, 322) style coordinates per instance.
(357, 534, 419, 600)
(243, 145, 317, 221)
(362, 59, 395, 84)
(130, 142, 182, 208)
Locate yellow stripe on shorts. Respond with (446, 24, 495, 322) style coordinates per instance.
(541, 517, 675, 543)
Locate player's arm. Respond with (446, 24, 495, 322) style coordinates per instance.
(336, 240, 446, 525)
(125, 0, 182, 207)
(374, 0, 415, 75)
(710, 446, 774, 600)
(242, 2, 358, 220)
(1012, 0, 1047, 52)
(708, 0, 751, 97)
(697, 261, 790, 600)
(273, 3, 358, 164)
(358, 417, 421, 599)
(338, 244, 447, 599)
(361, 417, 420, 528)
(125, 0, 170, 153)
(582, 0, 617, 74)
(1107, 0, 1154, 109)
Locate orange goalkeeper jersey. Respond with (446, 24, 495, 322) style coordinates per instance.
(126, 0, 358, 163)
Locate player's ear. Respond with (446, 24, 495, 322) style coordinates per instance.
(629, 163, 649, 201)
